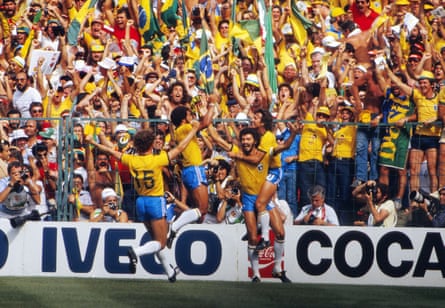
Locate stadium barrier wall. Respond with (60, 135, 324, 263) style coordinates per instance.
(0, 220, 444, 287)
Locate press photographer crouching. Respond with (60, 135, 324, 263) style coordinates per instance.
(416, 186, 445, 227)
(353, 181, 397, 227)
(0, 161, 41, 221)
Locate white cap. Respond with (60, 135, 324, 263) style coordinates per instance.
(322, 36, 341, 48)
(235, 112, 250, 125)
(98, 57, 117, 70)
(115, 124, 128, 133)
(118, 56, 135, 67)
(311, 47, 326, 56)
(102, 188, 118, 201)
(10, 129, 28, 142)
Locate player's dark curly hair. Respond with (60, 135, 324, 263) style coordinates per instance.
(133, 129, 155, 154)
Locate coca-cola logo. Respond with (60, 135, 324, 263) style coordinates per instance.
(258, 246, 275, 259)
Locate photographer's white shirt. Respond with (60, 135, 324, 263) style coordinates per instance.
(294, 203, 340, 226)
(367, 200, 397, 227)
(0, 177, 32, 219)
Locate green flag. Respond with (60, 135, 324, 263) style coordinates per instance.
(264, 2, 277, 97)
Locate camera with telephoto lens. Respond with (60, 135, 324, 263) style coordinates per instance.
(409, 190, 439, 215)
(409, 190, 430, 206)
(10, 209, 42, 228)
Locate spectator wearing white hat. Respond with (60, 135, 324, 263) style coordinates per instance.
(90, 187, 128, 222)
(10, 129, 28, 152)
(8, 56, 26, 74)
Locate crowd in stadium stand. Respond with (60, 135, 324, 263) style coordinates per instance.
(0, 0, 444, 229)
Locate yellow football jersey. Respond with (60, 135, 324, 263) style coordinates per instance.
(121, 151, 169, 196)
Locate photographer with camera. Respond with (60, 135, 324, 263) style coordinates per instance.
(39, 19, 65, 51)
(353, 181, 397, 227)
(417, 186, 445, 227)
(215, 179, 244, 224)
(0, 161, 41, 219)
(89, 187, 128, 223)
(294, 185, 339, 226)
(203, 157, 233, 224)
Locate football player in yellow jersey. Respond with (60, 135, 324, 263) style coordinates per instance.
(167, 102, 216, 245)
(85, 122, 200, 282)
(387, 69, 440, 194)
(208, 125, 297, 282)
(250, 109, 282, 253)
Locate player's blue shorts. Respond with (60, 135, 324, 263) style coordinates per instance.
(266, 167, 283, 185)
(136, 196, 167, 221)
(242, 193, 275, 212)
(182, 165, 208, 191)
(242, 193, 257, 212)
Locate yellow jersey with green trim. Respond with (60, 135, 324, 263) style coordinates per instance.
(232, 145, 269, 195)
(298, 113, 328, 162)
(412, 89, 441, 137)
(175, 123, 202, 167)
(121, 151, 169, 196)
(259, 130, 281, 169)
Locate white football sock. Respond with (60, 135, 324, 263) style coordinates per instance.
(258, 211, 270, 242)
(134, 240, 161, 257)
(171, 208, 201, 233)
(273, 239, 285, 273)
(248, 245, 260, 278)
(156, 248, 175, 278)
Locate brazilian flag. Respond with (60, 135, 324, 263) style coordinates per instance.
(139, 0, 164, 44)
(199, 30, 214, 95)
(67, 0, 99, 46)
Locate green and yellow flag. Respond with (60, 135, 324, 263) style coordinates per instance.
(67, 0, 99, 46)
(289, 1, 313, 45)
(199, 30, 214, 94)
(139, 0, 164, 45)
(160, 0, 186, 38)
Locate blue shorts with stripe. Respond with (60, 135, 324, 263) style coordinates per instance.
(182, 165, 208, 191)
(266, 167, 283, 185)
(242, 193, 275, 212)
(136, 196, 167, 221)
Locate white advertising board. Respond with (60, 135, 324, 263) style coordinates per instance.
(0, 220, 444, 286)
